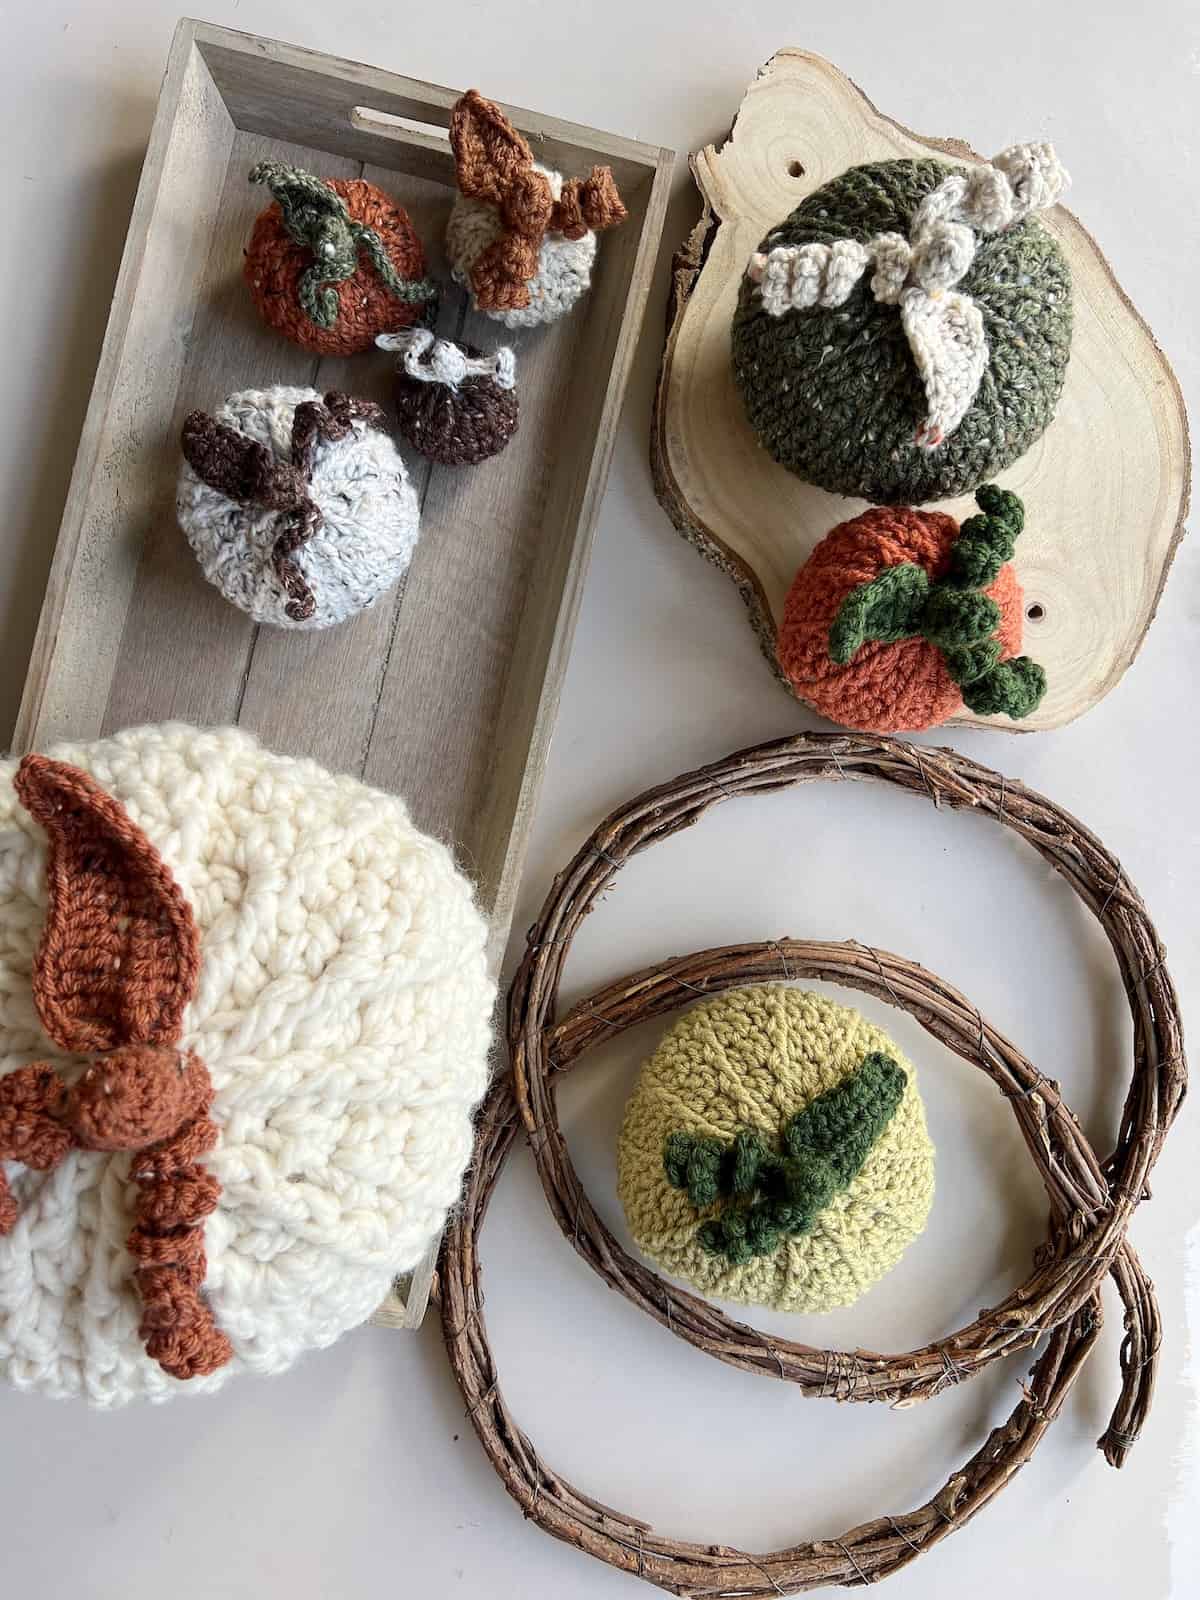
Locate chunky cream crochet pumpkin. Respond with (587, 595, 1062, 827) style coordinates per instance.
(0, 724, 494, 1405)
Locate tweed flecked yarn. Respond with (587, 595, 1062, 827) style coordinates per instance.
(446, 169, 600, 328)
(244, 168, 435, 356)
(0, 724, 495, 1406)
(378, 328, 519, 465)
(777, 487, 1045, 733)
(732, 157, 1073, 503)
(177, 386, 420, 629)
(445, 90, 626, 328)
(618, 988, 934, 1313)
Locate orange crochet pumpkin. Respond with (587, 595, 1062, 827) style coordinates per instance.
(243, 164, 435, 357)
(776, 490, 1045, 734)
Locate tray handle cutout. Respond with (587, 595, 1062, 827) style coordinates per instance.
(349, 106, 451, 143)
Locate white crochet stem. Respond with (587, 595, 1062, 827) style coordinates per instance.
(376, 328, 518, 390)
(746, 142, 1069, 447)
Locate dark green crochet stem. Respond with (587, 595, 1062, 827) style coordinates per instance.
(828, 485, 1046, 720)
(249, 162, 437, 330)
(663, 1052, 907, 1266)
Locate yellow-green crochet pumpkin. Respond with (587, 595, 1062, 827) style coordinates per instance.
(617, 987, 935, 1313)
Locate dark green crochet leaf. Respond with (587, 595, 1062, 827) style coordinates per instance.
(664, 1052, 907, 1265)
(960, 656, 1047, 719)
(975, 483, 1025, 534)
(920, 586, 1001, 650)
(829, 564, 929, 665)
(941, 638, 1003, 687)
(947, 486, 1024, 590)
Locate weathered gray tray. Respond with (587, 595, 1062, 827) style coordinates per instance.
(12, 18, 673, 1327)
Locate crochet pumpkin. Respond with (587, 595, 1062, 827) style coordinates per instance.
(776, 486, 1046, 734)
(618, 987, 934, 1314)
(0, 725, 494, 1406)
(445, 90, 626, 328)
(243, 162, 436, 355)
(177, 386, 420, 629)
(732, 146, 1072, 504)
(377, 328, 519, 466)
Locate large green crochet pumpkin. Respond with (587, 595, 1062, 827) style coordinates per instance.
(730, 159, 1073, 505)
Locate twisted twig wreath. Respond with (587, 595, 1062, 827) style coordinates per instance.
(441, 733, 1185, 1593)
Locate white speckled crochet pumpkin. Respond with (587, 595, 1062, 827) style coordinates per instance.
(177, 386, 420, 630)
(0, 724, 494, 1406)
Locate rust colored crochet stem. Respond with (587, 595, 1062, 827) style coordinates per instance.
(441, 731, 1184, 1595)
(449, 89, 625, 311)
(2, 756, 232, 1380)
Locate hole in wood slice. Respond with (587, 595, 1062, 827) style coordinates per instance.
(787, 159, 805, 178)
(1026, 602, 1046, 622)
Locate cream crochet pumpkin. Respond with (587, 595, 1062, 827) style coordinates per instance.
(0, 724, 494, 1405)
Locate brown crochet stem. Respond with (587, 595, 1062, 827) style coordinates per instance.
(182, 393, 387, 623)
(442, 731, 1185, 1595)
(1, 756, 232, 1381)
(449, 89, 626, 311)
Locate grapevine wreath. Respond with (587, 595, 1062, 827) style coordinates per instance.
(441, 732, 1184, 1595)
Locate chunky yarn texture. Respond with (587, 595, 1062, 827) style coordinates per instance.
(446, 169, 600, 328)
(379, 328, 519, 465)
(731, 158, 1073, 503)
(177, 386, 420, 629)
(244, 171, 433, 355)
(0, 757, 232, 1382)
(445, 90, 625, 328)
(0, 724, 495, 1406)
(776, 493, 1040, 733)
(617, 988, 934, 1314)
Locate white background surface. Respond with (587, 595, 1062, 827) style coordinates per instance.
(1, 4, 1197, 1597)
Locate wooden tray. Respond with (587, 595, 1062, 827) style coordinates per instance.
(651, 51, 1190, 731)
(12, 18, 673, 1327)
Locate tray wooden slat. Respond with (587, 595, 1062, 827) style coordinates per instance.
(13, 19, 674, 1328)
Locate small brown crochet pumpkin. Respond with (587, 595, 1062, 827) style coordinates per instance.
(243, 162, 437, 356)
(377, 329, 519, 466)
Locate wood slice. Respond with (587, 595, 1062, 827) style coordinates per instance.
(651, 50, 1190, 731)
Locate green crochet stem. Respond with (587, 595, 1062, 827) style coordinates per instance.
(828, 485, 1046, 720)
(663, 1052, 907, 1265)
(249, 162, 438, 330)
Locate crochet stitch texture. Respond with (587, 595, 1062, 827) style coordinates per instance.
(445, 89, 624, 327)
(0, 725, 495, 1406)
(243, 172, 432, 356)
(1, 756, 231, 1381)
(446, 165, 600, 329)
(731, 158, 1072, 504)
(177, 386, 420, 629)
(776, 499, 1031, 733)
(380, 329, 519, 465)
(618, 987, 934, 1313)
